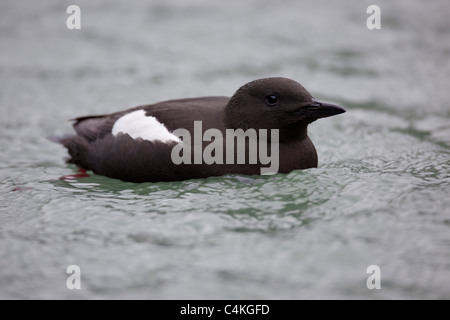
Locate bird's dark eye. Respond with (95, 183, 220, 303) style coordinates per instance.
(265, 95, 279, 106)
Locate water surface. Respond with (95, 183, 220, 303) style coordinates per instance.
(0, 0, 449, 299)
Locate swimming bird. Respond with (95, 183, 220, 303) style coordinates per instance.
(56, 77, 345, 182)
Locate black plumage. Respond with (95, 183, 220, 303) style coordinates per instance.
(56, 77, 345, 182)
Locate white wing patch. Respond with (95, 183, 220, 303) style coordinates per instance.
(112, 110, 181, 143)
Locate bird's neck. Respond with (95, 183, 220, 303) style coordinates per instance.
(279, 123, 309, 142)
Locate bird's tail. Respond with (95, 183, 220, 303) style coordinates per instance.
(48, 135, 90, 167)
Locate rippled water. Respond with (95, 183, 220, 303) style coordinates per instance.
(1, 0, 449, 299)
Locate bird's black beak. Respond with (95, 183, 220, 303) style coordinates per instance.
(302, 100, 346, 119)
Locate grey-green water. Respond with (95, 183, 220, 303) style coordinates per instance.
(1, 0, 449, 299)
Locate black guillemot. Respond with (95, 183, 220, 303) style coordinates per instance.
(56, 77, 345, 182)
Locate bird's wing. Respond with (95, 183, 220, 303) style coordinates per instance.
(142, 96, 230, 132)
(72, 114, 110, 142)
(71, 96, 230, 142)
